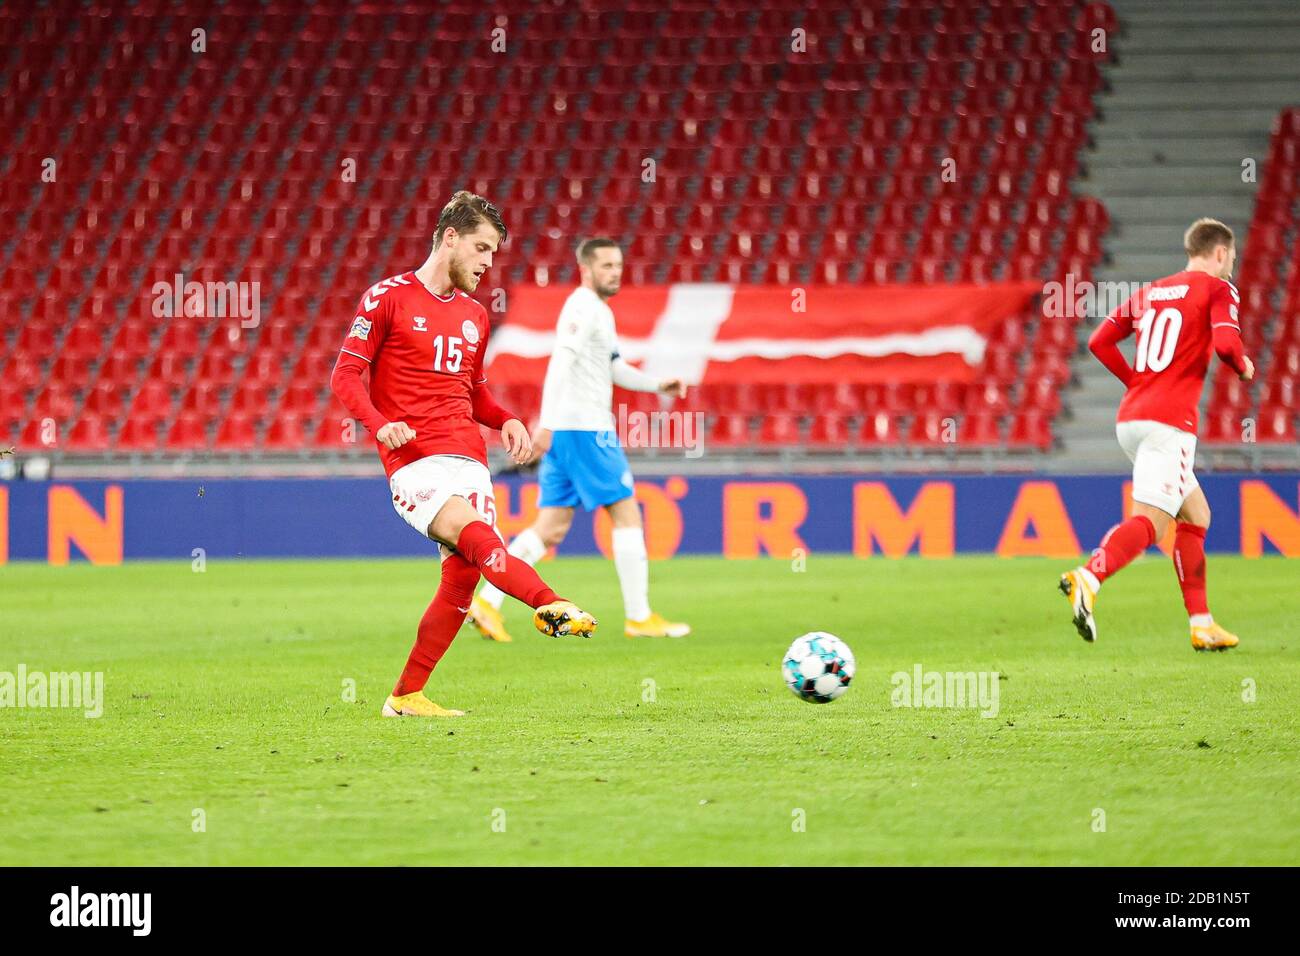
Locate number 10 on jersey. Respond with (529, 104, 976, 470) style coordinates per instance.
(1134, 307, 1182, 373)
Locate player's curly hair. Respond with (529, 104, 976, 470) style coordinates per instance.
(433, 190, 507, 247)
(1184, 218, 1234, 258)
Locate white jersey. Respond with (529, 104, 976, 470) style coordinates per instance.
(538, 285, 658, 431)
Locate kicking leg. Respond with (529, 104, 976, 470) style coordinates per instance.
(430, 496, 596, 637)
(472, 508, 574, 640)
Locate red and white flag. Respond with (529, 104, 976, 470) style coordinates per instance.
(486, 282, 1039, 385)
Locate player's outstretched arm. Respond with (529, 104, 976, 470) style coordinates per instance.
(612, 357, 686, 397)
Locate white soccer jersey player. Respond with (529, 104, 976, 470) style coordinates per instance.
(471, 239, 690, 641)
(538, 285, 659, 431)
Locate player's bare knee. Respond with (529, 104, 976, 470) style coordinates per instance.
(606, 497, 642, 530)
(538, 519, 571, 549)
(533, 508, 574, 548)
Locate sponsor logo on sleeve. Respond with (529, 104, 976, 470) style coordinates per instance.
(348, 316, 372, 340)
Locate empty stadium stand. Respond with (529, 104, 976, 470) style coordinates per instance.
(0, 0, 1128, 468)
(1203, 106, 1300, 450)
(1063, 0, 1300, 471)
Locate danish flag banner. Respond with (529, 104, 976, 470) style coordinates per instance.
(485, 282, 1041, 385)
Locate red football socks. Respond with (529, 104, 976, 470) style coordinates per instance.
(1087, 514, 1156, 582)
(455, 520, 560, 608)
(1173, 522, 1210, 616)
(393, 552, 479, 697)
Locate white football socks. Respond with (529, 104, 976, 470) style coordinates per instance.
(1189, 613, 1214, 628)
(612, 525, 651, 622)
(480, 527, 547, 610)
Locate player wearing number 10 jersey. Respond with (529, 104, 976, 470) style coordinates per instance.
(330, 191, 598, 718)
(1059, 218, 1255, 651)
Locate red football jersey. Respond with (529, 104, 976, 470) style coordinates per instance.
(1105, 270, 1241, 433)
(339, 272, 493, 477)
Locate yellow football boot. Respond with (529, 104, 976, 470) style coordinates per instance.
(466, 594, 513, 643)
(381, 691, 465, 718)
(1191, 621, 1239, 652)
(533, 601, 597, 638)
(1058, 567, 1098, 642)
(625, 612, 691, 638)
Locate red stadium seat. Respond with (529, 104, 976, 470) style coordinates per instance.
(961, 413, 1004, 448)
(165, 414, 209, 451)
(707, 414, 751, 448)
(858, 412, 899, 446)
(1007, 412, 1053, 450)
(758, 414, 801, 445)
(263, 416, 306, 451)
(807, 414, 850, 448)
(65, 416, 112, 452)
(116, 419, 162, 452)
(1202, 409, 1243, 444)
(1257, 408, 1298, 444)
(214, 414, 258, 450)
(311, 414, 360, 449)
(907, 411, 955, 446)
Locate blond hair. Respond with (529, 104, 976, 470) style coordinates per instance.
(1184, 218, 1234, 258)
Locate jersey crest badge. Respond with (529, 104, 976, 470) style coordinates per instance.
(462, 319, 480, 345)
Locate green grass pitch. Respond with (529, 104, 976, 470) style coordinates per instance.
(2, 555, 1297, 866)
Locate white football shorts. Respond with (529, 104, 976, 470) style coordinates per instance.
(1116, 419, 1199, 517)
(388, 454, 503, 550)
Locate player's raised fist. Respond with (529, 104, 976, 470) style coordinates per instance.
(377, 421, 416, 450)
(501, 418, 532, 465)
(1239, 355, 1255, 382)
(659, 378, 687, 399)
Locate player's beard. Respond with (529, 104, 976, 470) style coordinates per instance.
(596, 279, 620, 298)
(449, 257, 480, 293)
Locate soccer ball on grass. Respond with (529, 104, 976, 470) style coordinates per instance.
(782, 632, 855, 703)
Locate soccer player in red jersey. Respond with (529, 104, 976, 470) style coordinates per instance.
(1060, 218, 1254, 651)
(330, 191, 598, 717)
